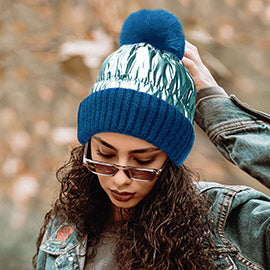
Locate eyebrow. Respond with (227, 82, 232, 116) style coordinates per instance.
(93, 136, 160, 154)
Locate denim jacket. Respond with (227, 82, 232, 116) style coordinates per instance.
(37, 88, 270, 270)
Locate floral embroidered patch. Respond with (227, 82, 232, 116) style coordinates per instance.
(56, 225, 74, 241)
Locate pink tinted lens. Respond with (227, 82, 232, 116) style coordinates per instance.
(93, 163, 117, 175)
(129, 169, 155, 180)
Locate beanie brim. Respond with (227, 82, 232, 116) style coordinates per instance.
(78, 88, 194, 166)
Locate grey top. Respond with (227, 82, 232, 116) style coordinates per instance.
(84, 230, 118, 270)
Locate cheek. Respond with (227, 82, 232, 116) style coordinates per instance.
(97, 175, 109, 191)
(135, 181, 156, 198)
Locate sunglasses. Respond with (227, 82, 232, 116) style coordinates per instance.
(83, 142, 167, 182)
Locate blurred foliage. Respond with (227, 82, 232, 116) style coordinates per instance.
(0, 0, 269, 269)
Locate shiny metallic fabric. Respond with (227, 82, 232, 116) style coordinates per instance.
(91, 43, 196, 123)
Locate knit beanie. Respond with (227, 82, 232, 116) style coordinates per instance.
(77, 9, 196, 166)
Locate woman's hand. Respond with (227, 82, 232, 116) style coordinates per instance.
(182, 41, 219, 91)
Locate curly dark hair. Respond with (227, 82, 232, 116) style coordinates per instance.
(33, 145, 218, 269)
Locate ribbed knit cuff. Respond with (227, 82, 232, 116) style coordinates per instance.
(78, 88, 194, 166)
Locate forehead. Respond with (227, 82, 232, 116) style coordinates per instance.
(91, 132, 159, 152)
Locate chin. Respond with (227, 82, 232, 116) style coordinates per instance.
(110, 197, 139, 209)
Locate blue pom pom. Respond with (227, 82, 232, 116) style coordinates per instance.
(119, 9, 185, 60)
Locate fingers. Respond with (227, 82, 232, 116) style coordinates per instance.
(182, 56, 198, 77)
(183, 41, 202, 76)
(184, 41, 200, 63)
(182, 41, 219, 90)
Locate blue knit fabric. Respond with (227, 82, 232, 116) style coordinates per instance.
(78, 88, 194, 166)
(119, 9, 185, 60)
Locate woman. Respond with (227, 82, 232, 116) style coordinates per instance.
(33, 9, 270, 270)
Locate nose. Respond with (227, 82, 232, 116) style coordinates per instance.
(111, 168, 132, 187)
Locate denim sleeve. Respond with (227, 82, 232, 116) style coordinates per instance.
(227, 187, 270, 269)
(195, 87, 270, 188)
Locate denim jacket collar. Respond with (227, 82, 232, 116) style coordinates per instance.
(40, 224, 84, 256)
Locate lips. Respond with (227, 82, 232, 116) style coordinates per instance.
(110, 189, 135, 202)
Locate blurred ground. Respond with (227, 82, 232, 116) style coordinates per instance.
(0, 0, 269, 269)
